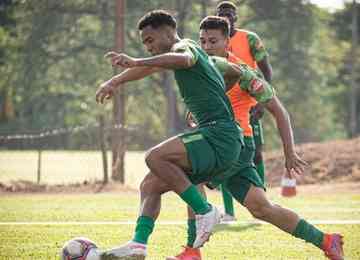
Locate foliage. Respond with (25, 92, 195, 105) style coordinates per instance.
(0, 0, 358, 150)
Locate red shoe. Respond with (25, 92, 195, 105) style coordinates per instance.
(322, 233, 344, 260)
(166, 246, 202, 260)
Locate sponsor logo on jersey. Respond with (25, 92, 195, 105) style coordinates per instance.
(250, 79, 264, 94)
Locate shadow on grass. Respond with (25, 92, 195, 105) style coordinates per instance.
(214, 223, 262, 233)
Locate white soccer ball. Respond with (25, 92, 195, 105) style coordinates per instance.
(61, 237, 100, 260)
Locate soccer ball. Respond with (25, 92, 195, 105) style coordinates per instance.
(61, 237, 100, 260)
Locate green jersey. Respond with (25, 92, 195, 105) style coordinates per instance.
(172, 39, 234, 126)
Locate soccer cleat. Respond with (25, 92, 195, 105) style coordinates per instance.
(166, 246, 202, 260)
(193, 205, 220, 248)
(100, 241, 146, 260)
(321, 233, 344, 260)
(220, 213, 237, 223)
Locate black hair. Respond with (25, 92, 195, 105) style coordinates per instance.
(216, 1, 237, 11)
(199, 16, 230, 37)
(137, 10, 177, 31)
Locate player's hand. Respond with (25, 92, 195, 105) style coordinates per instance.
(250, 103, 265, 121)
(104, 51, 139, 68)
(284, 151, 308, 178)
(95, 80, 116, 104)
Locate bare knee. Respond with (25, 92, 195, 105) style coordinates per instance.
(246, 200, 273, 220)
(145, 147, 162, 169)
(139, 173, 170, 196)
(139, 176, 154, 195)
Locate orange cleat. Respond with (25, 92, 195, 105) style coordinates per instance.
(322, 233, 344, 260)
(166, 246, 202, 260)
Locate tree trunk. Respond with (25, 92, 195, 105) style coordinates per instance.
(349, 0, 359, 137)
(112, 0, 126, 182)
(162, 72, 177, 136)
(98, 115, 109, 184)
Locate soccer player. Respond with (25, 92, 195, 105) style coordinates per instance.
(216, 1, 272, 221)
(95, 10, 244, 259)
(166, 16, 344, 260)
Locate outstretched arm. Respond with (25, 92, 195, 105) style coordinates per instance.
(263, 96, 307, 176)
(109, 50, 196, 70)
(95, 66, 163, 104)
(231, 63, 307, 175)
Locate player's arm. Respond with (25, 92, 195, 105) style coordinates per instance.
(257, 57, 272, 83)
(107, 42, 197, 70)
(263, 96, 307, 176)
(95, 66, 164, 104)
(210, 56, 242, 91)
(135, 52, 195, 69)
(246, 79, 307, 175)
(248, 32, 272, 82)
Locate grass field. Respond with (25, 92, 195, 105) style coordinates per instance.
(0, 185, 359, 260)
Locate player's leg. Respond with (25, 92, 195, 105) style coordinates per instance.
(251, 118, 266, 185)
(145, 135, 211, 215)
(243, 185, 343, 259)
(226, 173, 343, 260)
(101, 172, 171, 260)
(166, 184, 206, 260)
(146, 132, 224, 248)
(220, 184, 236, 222)
(135, 172, 171, 245)
(166, 136, 252, 260)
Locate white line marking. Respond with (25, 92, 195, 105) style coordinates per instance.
(0, 220, 359, 225)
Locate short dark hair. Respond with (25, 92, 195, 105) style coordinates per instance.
(216, 1, 237, 11)
(137, 10, 177, 31)
(199, 16, 230, 37)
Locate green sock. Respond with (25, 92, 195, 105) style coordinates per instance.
(186, 219, 196, 247)
(133, 216, 155, 244)
(292, 219, 324, 248)
(179, 185, 210, 215)
(256, 160, 265, 185)
(221, 184, 234, 216)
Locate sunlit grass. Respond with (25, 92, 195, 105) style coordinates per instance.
(0, 189, 359, 259)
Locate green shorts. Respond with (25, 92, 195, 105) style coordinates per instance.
(250, 117, 264, 147)
(180, 120, 243, 185)
(213, 136, 265, 204)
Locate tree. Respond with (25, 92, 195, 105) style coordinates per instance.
(332, 1, 360, 137)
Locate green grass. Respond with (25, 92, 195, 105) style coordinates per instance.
(0, 151, 147, 188)
(0, 189, 359, 259)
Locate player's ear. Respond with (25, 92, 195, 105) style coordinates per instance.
(234, 14, 238, 23)
(225, 37, 230, 48)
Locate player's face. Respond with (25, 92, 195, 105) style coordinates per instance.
(140, 25, 173, 55)
(199, 29, 228, 57)
(217, 8, 237, 28)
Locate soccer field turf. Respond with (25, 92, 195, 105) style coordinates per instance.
(0, 187, 359, 259)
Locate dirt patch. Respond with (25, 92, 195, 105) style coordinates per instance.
(0, 180, 137, 194)
(265, 137, 360, 187)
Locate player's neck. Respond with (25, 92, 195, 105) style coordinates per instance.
(229, 27, 236, 38)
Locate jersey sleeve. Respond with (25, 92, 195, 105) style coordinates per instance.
(238, 64, 275, 103)
(247, 32, 268, 62)
(209, 56, 231, 77)
(171, 40, 198, 65)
